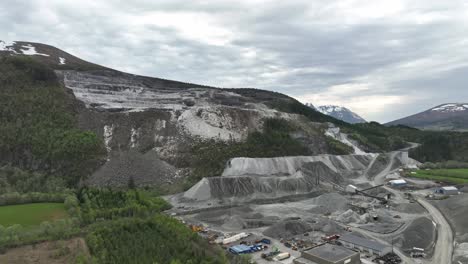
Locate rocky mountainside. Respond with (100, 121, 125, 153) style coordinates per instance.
(315, 105, 366, 124)
(1, 40, 358, 191)
(386, 103, 468, 131)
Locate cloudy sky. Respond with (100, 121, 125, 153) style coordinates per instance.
(2, 0, 468, 122)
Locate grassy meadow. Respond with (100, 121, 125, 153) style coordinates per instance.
(410, 168, 468, 184)
(0, 203, 67, 227)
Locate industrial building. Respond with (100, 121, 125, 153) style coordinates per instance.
(339, 234, 391, 257)
(229, 244, 253, 254)
(388, 179, 407, 188)
(436, 186, 459, 195)
(293, 243, 361, 264)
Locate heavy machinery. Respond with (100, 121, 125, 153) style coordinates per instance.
(189, 225, 204, 232)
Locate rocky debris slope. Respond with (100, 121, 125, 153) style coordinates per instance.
(325, 125, 366, 154)
(182, 155, 373, 202)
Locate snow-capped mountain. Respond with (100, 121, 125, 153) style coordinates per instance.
(314, 105, 366, 124)
(386, 103, 468, 131)
(430, 103, 468, 113)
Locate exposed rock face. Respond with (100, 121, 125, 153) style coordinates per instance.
(56, 70, 297, 187)
(325, 125, 366, 154)
(1, 40, 365, 188)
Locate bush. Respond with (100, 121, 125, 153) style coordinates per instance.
(0, 192, 67, 206)
(78, 188, 171, 224)
(86, 216, 228, 264)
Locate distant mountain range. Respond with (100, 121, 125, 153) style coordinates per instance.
(386, 103, 468, 131)
(306, 104, 366, 124)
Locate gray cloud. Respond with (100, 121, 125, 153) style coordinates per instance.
(2, 0, 468, 122)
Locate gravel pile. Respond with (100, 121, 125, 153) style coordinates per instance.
(398, 217, 436, 254)
(336, 209, 366, 224)
(263, 220, 312, 239)
(431, 194, 468, 243)
(308, 193, 349, 214)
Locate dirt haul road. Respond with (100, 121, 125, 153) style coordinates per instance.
(417, 198, 453, 264)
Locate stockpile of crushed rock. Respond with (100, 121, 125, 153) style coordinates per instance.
(263, 220, 312, 239)
(308, 193, 349, 214)
(336, 209, 369, 224)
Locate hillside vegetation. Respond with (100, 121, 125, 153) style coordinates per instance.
(0, 188, 246, 264)
(0, 56, 106, 187)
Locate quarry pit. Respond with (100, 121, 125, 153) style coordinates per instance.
(163, 135, 466, 264)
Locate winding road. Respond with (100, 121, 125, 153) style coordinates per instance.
(417, 198, 454, 264)
(354, 141, 454, 264)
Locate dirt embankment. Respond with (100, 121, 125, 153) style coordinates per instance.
(0, 237, 90, 264)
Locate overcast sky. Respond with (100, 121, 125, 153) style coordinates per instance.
(2, 0, 468, 122)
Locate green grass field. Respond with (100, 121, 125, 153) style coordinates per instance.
(0, 203, 67, 227)
(410, 168, 468, 184)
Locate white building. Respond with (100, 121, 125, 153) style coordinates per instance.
(437, 186, 458, 195)
(339, 234, 391, 257)
(389, 179, 407, 188)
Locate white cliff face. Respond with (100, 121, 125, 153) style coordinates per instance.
(177, 107, 243, 141)
(130, 127, 139, 148)
(62, 71, 193, 111)
(103, 124, 115, 153)
(62, 70, 296, 142)
(325, 126, 366, 155)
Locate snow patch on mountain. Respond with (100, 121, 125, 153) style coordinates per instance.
(20, 44, 50, 56)
(315, 105, 366, 124)
(59, 57, 66, 65)
(319, 105, 343, 114)
(431, 103, 468, 112)
(0, 40, 16, 52)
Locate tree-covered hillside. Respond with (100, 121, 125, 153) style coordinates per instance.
(0, 56, 106, 187)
